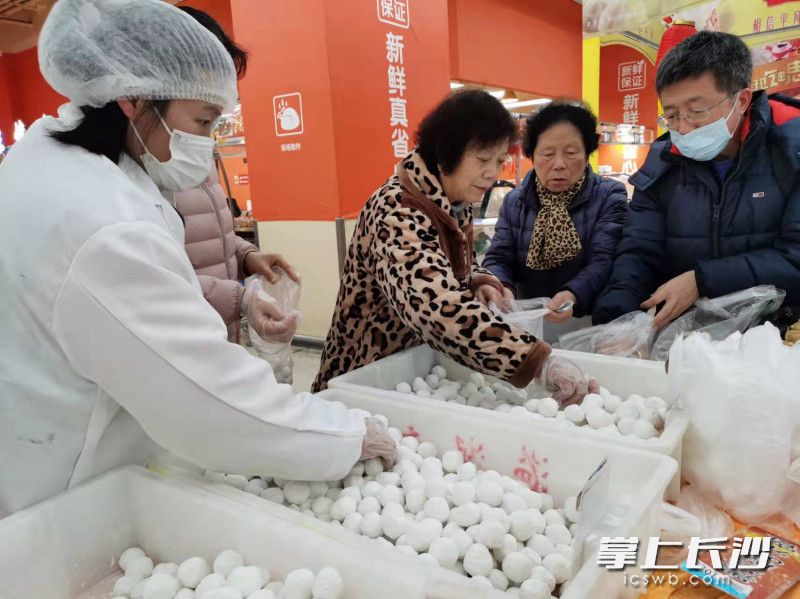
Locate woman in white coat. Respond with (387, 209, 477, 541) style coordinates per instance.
(0, 0, 394, 518)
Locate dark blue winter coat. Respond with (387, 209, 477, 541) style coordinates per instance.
(593, 92, 800, 324)
(482, 169, 628, 317)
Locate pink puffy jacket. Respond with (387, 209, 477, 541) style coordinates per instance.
(169, 167, 258, 343)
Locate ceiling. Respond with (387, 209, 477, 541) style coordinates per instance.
(0, 0, 56, 54)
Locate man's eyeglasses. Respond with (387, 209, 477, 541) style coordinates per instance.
(657, 92, 739, 129)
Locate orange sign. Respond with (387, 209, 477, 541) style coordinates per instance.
(599, 43, 658, 130)
(751, 55, 800, 94)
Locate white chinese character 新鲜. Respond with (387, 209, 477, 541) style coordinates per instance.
(597, 537, 639, 570)
(687, 537, 728, 570)
(729, 536, 772, 570)
(389, 97, 408, 128)
(642, 537, 684, 570)
(388, 65, 407, 96)
(392, 127, 409, 158)
(386, 32, 405, 64)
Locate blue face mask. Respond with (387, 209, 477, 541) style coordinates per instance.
(669, 96, 742, 162)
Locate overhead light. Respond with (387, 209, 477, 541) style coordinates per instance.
(487, 89, 505, 99)
(450, 82, 464, 89)
(503, 98, 552, 109)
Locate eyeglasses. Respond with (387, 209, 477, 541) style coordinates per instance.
(657, 93, 738, 129)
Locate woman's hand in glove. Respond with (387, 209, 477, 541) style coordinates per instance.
(360, 417, 397, 469)
(539, 355, 599, 407)
(242, 282, 298, 343)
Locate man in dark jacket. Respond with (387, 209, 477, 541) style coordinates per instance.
(594, 31, 800, 328)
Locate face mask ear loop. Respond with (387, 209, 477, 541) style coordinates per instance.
(130, 119, 153, 158)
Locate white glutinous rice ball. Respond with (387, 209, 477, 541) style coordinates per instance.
(126, 555, 154, 579)
(524, 398, 540, 413)
(260, 487, 284, 504)
(363, 457, 384, 477)
(581, 393, 604, 411)
(519, 578, 551, 599)
(396, 544, 418, 557)
(457, 461, 477, 481)
(528, 534, 555, 557)
(425, 374, 440, 389)
(282, 569, 315, 599)
(152, 562, 178, 577)
(395, 382, 412, 394)
(545, 523, 572, 546)
(330, 496, 357, 521)
(419, 457, 444, 479)
(312, 567, 344, 599)
(432, 365, 448, 378)
(225, 474, 248, 490)
(405, 488, 427, 514)
(603, 395, 621, 414)
(530, 565, 557, 591)
(563, 404, 585, 423)
(416, 388, 432, 398)
(543, 509, 565, 527)
(424, 497, 451, 523)
(502, 492, 528, 515)
(382, 509, 408, 540)
(564, 496, 580, 523)
(174, 589, 195, 599)
(646, 396, 667, 412)
(119, 547, 146, 571)
(226, 566, 263, 596)
(212, 550, 244, 578)
(387, 427, 403, 443)
(488, 568, 509, 591)
(376, 471, 400, 486)
(312, 496, 334, 517)
(378, 484, 404, 507)
(510, 405, 530, 418)
(537, 398, 559, 418)
(177, 557, 210, 589)
(510, 510, 545, 542)
(412, 377, 429, 392)
(360, 512, 384, 538)
(478, 520, 507, 548)
(406, 518, 443, 552)
(424, 477, 449, 500)
(113, 575, 141, 597)
(616, 401, 641, 420)
(476, 480, 504, 507)
(195, 573, 226, 596)
(450, 481, 476, 506)
(616, 416, 637, 436)
(265, 582, 283, 594)
(463, 543, 494, 577)
(343, 512, 363, 533)
(130, 580, 146, 599)
(416, 442, 438, 459)
(418, 552, 440, 567)
(469, 372, 486, 387)
(143, 574, 181, 599)
(400, 435, 420, 451)
(357, 496, 381, 516)
(246, 591, 275, 599)
(441, 450, 464, 473)
(494, 533, 521, 563)
(542, 552, 571, 583)
(554, 543, 573, 558)
(515, 488, 543, 511)
(308, 481, 328, 498)
(502, 551, 534, 584)
(198, 588, 241, 599)
(521, 547, 543, 567)
(450, 502, 482, 527)
(468, 575, 493, 590)
(245, 478, 267, 495)
(633, 419, 657, 440)
(428, 537, 459, 568)
(448, 528, 474, 559)
(586, 408, 612, 429)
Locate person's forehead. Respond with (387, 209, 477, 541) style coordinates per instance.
(660, 73, 722, 107)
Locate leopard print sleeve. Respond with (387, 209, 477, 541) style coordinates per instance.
(371, 202, 551, 387)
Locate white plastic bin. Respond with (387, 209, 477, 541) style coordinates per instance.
(328, 345, 687, 498)
(153, 386, 676, 599)
(0, 466, 490, 599)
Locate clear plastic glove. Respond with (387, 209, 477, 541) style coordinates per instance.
(476, 284, 515, 313)
(242, 281, 299, 344)
(360, 417, 397, 469)
(539, 355, 599, 406)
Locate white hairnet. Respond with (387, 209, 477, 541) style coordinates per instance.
(38, 0, 238, 111)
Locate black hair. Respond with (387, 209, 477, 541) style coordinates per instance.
(178, 6, 249, 79)
(50, 7, 247, 163)
(656, 31, 752, 95)
(522, 101, 599, 158)
(415, 89, 517, 176)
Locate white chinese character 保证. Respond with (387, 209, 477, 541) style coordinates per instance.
(386, 32, 405, 64)
(380, 0, 394, 19)
(392, 128, 409, 158)
(729, 536, 772, 570)
(597, 537, 639, 570)
(388, 65, 407, 96)
(642, 537, 684, 570)
(687, 537, 728, 570)
(389, 97, 408, 128)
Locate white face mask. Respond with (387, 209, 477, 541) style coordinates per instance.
(130, 107, 215, 191)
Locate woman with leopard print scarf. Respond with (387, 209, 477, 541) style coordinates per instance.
(483, 102, 628, 323)
(314, 90, 596, 405)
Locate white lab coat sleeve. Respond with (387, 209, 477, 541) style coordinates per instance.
(52, 221, 367, 481)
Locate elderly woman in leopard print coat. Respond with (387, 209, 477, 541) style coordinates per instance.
(313, 91, 594, 405)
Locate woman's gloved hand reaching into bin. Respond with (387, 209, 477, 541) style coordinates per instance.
(538, 355, 598, 407)
(360, 417, 397, 469)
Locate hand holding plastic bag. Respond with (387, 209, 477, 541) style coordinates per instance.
(557, 311, 656, 358)
(242, 283, 298, 343)
(360, 417, 397, 469)
(539, 355, 599, 406)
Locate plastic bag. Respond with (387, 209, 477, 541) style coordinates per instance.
(556, 310, 656, 358)
(490, 297, 550, 340)
(650, 285, 786, 361)
(246, 270, 302, 384)
(669, 323, 800, 523)
(675, 486, 734, 539)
